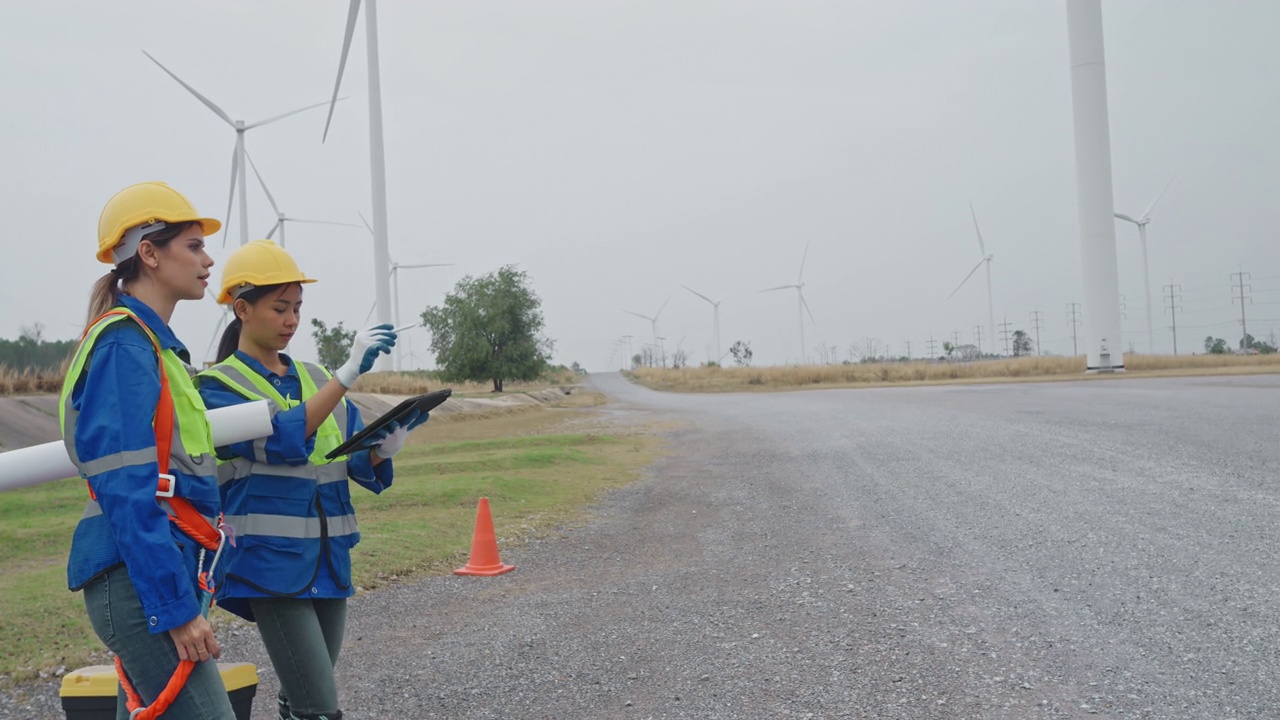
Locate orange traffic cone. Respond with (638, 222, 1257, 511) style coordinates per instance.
(454, 497, 515, 576)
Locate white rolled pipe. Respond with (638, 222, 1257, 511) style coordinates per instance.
(0, 400, 273, 492)
(1065, 0, 1125, 371)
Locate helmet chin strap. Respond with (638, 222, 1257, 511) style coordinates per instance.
(112, 221, 167, 266)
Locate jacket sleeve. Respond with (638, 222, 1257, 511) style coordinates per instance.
(344, 400, 393, 493)
(72, 326, 201, 633)
(196, 378, 312, 465)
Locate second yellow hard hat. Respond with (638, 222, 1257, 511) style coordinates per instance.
(217, 239, 317, 304)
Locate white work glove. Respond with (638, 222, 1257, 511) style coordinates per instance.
(335, 324, 397, 388)
(372, 425, 410, 460)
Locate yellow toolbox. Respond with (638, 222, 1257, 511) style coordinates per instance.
(59, 662, 257, 720)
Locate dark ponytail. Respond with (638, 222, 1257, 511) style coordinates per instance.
(212, 283, 292, 364)
(215, 318, 243, 363)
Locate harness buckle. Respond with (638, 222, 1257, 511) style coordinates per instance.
(156, 473, 176, 498)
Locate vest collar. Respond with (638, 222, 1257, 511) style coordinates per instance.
(116, 294, 189, 358)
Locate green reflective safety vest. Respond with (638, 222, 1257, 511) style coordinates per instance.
(199, 354, 349, 472)
(61, 308, 219, 596)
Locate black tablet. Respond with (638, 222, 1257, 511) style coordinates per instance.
(325, 388, 452, 459)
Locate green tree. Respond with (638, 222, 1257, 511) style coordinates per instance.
(1012, 330, 1034, 357)
(0, 323, 76, 371)
(421, 265, 554, 392)
(1204, 336, 1228, 354)
(311, 319, 356, 371)
(729, 340, 753, 366)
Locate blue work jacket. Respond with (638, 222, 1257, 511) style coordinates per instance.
(63, 295, 219, 633)
(196, 351, 392, 620)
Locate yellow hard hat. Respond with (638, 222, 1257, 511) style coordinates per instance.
(97, 182, 221, 264)
(217, 239, 317, 304)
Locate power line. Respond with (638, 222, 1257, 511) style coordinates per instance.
(1163, 281, 1183, 355)
(926, 335, 938, 359)
(1030, 310, 1044, 356)
(973, 325, 984, 354)
(1067, 302, 1082, 357)
(998, 316, 1013, 357)
(1232, 265, 1252, 350)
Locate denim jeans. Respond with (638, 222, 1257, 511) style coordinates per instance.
(83, 565, 236, 720)
(249, 597, 348, 719)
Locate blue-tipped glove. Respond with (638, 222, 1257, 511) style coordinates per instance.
(335, 324, 397, 388)
(364, 409, 431, 460)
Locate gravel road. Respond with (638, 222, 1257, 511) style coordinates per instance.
(6, 373, 1280, 719)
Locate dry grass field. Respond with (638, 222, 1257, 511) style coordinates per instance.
(629, 353, 1280, 392)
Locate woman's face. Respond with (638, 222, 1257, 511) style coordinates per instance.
(150, 224, 214, 301)
(238, 284, 303, 353)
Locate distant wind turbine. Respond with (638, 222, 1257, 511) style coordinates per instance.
(760, 242, 815, 364)
(948, 203, 996, 353)
(244, 152, 360, 248)
(356, 214, 450, 371)
(681, 285, 725, 363)
(623, 296, 672, 365)
(142, 51, 336, 247)
(1114, 176, 1175, 354)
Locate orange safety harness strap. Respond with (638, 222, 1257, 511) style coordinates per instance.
(80, 310, 222, 719)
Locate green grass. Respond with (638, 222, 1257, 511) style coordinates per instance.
(0, 421, 658, 683)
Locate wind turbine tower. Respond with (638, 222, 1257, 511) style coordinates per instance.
(947, 203, 996, 349)
(760, 242, 815, 364)
(1114, 176, 1175, 354)
(681, 285, 725, 363)
(324, 0, 395, 369)
(1066, 0, 1125, 371)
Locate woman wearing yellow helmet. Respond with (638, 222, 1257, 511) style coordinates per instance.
(196, 240, 427, 720)
(62, 182, 237, 718)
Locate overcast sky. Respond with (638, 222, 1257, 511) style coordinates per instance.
(3, 1, 1278, 370)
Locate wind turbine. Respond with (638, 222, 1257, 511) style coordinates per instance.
(142, 51, 335, 247)
(244, 152, 360, 248)
(948, 203, 996, 354)
(623, 296, 671, 366)
(356, 215, 450, 371)
(760, 242, 815, 364)
(1114, 176, 1175, 354)
(681, 285, 725, 363)
(323, 0, 394, 370)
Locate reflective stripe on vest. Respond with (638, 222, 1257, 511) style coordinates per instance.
(221, 512, 359, 540)
(59, 311, 217, 483)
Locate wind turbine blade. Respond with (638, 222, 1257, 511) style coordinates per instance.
(797, 240, 810, 282)
(681, 284, 715, 305)
(142, 51, 235, 127)
(800, 291, 816, 324)
(968, 202, 987, 257)
(220, 145, 239, 247)
(1140, 175, 1176, 221)
(623, 310, 654, 322)
(287, 218, 363, 228)
(323, 0, 363, 143)
(397, 262, 452, 269)
(655, 294, 672, 320)
(364, 298, 377, 324)
(244, 150, 281, 217)
(947, 259, 986, 300)
(759, 284, 796, 293)
(357, 211, 374, 235)
(266, 220, 281, 240)
(1114, 212, 1139, 224)
(246, 98, 341, 130)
